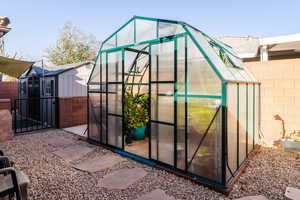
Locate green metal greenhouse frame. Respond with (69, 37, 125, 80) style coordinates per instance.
(87, 16, 261, 191)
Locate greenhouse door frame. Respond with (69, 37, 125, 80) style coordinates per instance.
(97, 34, 185, 156)
(100, 34, 182, 155)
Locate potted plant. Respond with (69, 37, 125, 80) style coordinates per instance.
(124, 91, 149, 141)
(282, 131, 300, 151)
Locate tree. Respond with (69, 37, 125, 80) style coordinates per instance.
(45, 22, 100, 65)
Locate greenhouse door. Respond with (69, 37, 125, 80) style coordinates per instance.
(105, 47, 151, 152)
(150, 39, 177, 167)
(123, 46, 151, 158)
(105, 51, 123, 149)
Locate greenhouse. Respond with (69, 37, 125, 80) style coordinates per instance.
(87, 16, 261, 190)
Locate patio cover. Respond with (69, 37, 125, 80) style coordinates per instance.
(0, 56, 34, 78)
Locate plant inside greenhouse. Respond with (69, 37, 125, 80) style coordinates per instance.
(87, 16, 261, 191)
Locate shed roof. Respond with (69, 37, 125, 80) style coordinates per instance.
(21, 61, 93, 78)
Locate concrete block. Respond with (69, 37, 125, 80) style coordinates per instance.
(0, 110, 13, 142)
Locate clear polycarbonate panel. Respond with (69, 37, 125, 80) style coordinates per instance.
(177, 97, 185, 170)
(151, 122, 174, 165)
(227, 52, 244, 68)
(243, 66, 257, 82)
(226, 83, 238, 179)
(88, 93, 100, 142)
(107, 116, 122, 148)
(151, 85, 174, 123)
(124, 49, 138, 74)
(101, 94, 107, 143)
(226, 67, 245, 81)
(107, 51, 122, 82)
(102, 36, 116, 50)
(136, 19, 157, 43)
(88, 84, 101, 93)
(248, 84, 254, 153)
(101, 18, 187, 51)
(117, 21, 134, 47)
(187, 37, 221, 95)
(158, 22, 185, 38)
(151, 41, 174, 81)
(186, 26, 234, 81)
(203, 34, 243, 71)
(238, 84, 247, 165)
(101, 53, 107, 92)
(177, 36, 185, 94)
(238, 69, 252, 81)
(206, 35, 244, 69)
(107, 84, 122, 115)
(89, 56, 100, 84)
(187, 98, 222, 182)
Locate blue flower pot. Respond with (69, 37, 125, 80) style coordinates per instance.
(131, 125, 146, 140)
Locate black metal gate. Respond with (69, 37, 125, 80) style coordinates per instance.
(13, 97, 57, 133)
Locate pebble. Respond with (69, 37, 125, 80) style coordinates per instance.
(0, 129, 298, 200)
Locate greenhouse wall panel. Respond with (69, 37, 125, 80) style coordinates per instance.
(238, 83, 247, 166)
(226, 83, 238, 180)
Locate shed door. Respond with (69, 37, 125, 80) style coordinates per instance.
(41, 77, 56, 127)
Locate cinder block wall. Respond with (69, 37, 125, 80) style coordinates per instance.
(58, 96, 87, 128)
(0, 99, 11, 111)
(0, 82, 18, 107)
(245, 58, 300, 144)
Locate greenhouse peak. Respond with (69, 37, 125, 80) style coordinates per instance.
(97, 16, 258, 83)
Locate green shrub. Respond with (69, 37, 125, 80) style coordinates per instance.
(124, 91, 149, 129)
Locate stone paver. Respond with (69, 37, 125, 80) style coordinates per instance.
(235, 195, 268, 200)
(46, 136, 74, 147)
(53, 144, 94, 162)
(73, 154, 126, 172)
(98, 168, 147, 190)
(63, 124, 87, 138)
(136, 189, 175, 200)
(285, 187, 300, 200)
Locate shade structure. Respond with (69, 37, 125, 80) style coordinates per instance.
(87, 16, 261, 191)
(0, 56, 34, 78)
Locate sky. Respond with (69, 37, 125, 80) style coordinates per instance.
(1, 0, 300, 61)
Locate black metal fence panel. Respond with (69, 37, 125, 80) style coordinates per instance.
(13, 97, 57, 133)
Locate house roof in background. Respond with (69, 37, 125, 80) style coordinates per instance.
(219, 34, 300, 59)
(218, 36, 260, 58)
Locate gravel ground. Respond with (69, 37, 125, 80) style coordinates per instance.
(0, 129, 299, 200)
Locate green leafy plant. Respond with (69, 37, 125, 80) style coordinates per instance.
(124, 91, 149, 129)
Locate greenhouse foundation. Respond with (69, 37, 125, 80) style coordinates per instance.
(87, 16, 261, 192)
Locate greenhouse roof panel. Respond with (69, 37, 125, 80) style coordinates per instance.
(100, 16, 186, 52)
(99, 16, 259, 83)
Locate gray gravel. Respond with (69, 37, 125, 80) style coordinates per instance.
(0, 129, 299, 200)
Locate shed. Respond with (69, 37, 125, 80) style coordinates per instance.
(87, 16, 261, 191)
(18, 61, 93, 129)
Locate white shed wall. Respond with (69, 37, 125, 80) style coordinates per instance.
(58, 63, 93, 97)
